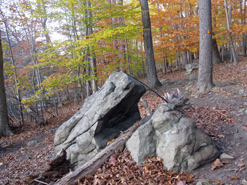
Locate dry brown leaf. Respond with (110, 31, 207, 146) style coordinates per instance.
(227, 175, 239, 180)
(240, 167, 246, 172)
(237, 163, 245, 168)
(213, 179, 224, 185)
(243, 126, 247, 131)
(93, 178, 102, 185)
(108, 155, 117, 166)
(211, 158, 224, 170)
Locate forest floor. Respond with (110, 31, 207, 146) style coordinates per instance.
(1, 57, 247, 185)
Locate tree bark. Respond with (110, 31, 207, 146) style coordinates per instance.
(2, 18, 24, 126)
(242, 0, 246, 56)
(212, 38, 222, 64)
(139, 0, 162, 89)
(0, 31, 13, 136)
(55, 115, 152, 185)
(86, 0, 98, 93)
(197, 0, 214, 93)
(224, 0, 238, 63)
(181, 50, 188, 65)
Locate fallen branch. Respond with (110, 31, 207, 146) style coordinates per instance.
(33, 179, 49, 185)
(124, 72, 168, 103)
(55, 115, 152, 185)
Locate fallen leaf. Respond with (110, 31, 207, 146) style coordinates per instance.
(227, 175, 239, 180)
(213, 179, 223, 185)
(211, 158, 224, 170)
(236, 163, 245, 168)
(243, 126, 247, 131)
(177, 181, 186, 185)
(223, 161, 231, 164)
(240, 167, 246, 172)
(108, 155, 117, 166)
(107, 139, 115, 145)
(218, 134, 225, 138)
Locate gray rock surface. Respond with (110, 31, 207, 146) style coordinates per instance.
(54, 71, 146, 167)
(126, 120, 156, 165)
(220, 153, 234, 160)
(27, 140, 38, 146)
(126, 103, 220, 172)
(189, 74, 197, 81)
(185, 64, 198, 75)
(241, 179, 247, 185)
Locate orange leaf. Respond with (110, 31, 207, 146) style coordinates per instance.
(227, 175, 239, 180)
(213, 179, 223, 185)
(211, 158, 224, 170)
(237, 163, 245, 168)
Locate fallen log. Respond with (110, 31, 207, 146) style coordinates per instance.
(55, 115, 152, 185)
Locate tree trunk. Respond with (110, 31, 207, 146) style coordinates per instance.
(188, 50, 193, 64)
(181, 50, 188, 66)
(86, 0, 98, 93)
(3, 18, 24, 126)
(221, 45, 224, 61)
(242, 0, 246, 56)
(243, 33, 246, 56)
(162, 56, 167, 74)
(0, 31, 13, 136)
(197, 0, 214, 93)
(224, 0, 238, 63)
(139, 0, 161, 89)
(212, 38, 222, 64)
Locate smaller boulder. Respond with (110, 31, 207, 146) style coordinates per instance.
(126, 103, 220, 172)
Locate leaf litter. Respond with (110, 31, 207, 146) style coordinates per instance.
(1, 58, 247, 184)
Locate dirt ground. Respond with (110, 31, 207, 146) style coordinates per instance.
(154, 59, 247, 185)
(1, 58, 247, 185)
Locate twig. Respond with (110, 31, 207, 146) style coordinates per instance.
(33, 179, 49, 185)
(124, 72, 168, 103)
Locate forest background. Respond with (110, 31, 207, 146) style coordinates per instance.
(0, 0, 246, 130)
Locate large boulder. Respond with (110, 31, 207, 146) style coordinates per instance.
(54, 71, 146, 167)
(126, 103, 220, 172)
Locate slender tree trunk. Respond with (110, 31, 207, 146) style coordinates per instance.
(125, 39, 132, 75)
(242, 33, 246, 56)
(212, 14, 222, 64)
(41, 0, 51, 44)
(181, 50, 188, 66)
(3, 19, 24, 126)
(0, 31, 13, 136)
(212, 38, 222, 64)
(242, 0, 246, 56)
(162, 56, 167, 74)
(188, 50, 193, 63)
(221, 45, 224, 61)
(197, 0, 214, 93)
(224, 0, 238, 63)
(139, 0, 161, 89)
(86, 0, 97, 93)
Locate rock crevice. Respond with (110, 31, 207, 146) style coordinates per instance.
(54, 71, 146, 167)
